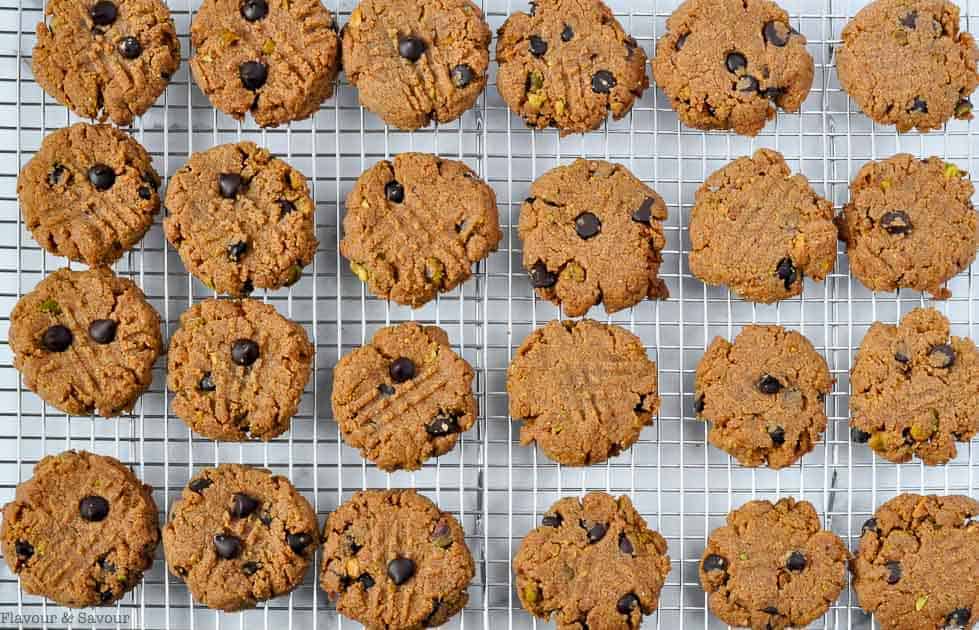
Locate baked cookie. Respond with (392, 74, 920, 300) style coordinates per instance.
(852, 493, 979, 630)
(507, 319, 659, 466)
(342, 0, 491, 130)
(190, 0, 338, 127)
(32, 0, 180, 125)
(836, 0, 979, 133)
(700, 498, 848, 630)
(1, 450, 160, 607)
(838, 154, 978, 299)
(519, 159, 669, 317)
(496, 0, 648, 134)
(9, 267, 162, 417)
(167, 298, 313, 441)
(320, 489, 474, 630)
(340, 153, 501, 308)
(164, 142, 318, 297)
(849, 307, 979, 465)
(332, 322, 477, 472)
(652, 0, 814, 136)
(162, 464, 318, 611)
(689, 149, 837, 303)
(694, 325, 834, 469)
(18, 123, 161, 266)
(514, 492, 671, 630)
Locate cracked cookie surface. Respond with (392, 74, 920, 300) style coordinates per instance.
(514, 492, 671, 630)
(699, 498, 848, 630)
(519, 159, 668, 317)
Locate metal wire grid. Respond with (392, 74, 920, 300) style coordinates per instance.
(0, 0, 977, 627)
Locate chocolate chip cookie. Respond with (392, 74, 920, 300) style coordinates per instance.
(9, 267, 162, 417)
(164, 141, 318, 297)
(849, 307, 979, 465)
(18, 123, 161, 266)
(340, 153, 501, 308)
(694, 325, 834, 469)
(1, 450, 160, 607)
(689, 149, 837, 303)
(507, 319, 660, 466)
(162, 464, 318, 611)
(852, 493, 979, 630)
(320, 489, 474, 630)
(836, 0, 979, 133)
(332, 322, 477, 472)
(838, 154, 978, 300)
(342, 0, 491, 130)
(700, 498, 848, 630)
(514, 492, 671, 630)
(520, 159, 669, 317)
(496, 0, 648, 135)
(652, 0, 814, 136)
(167, 298, 313, 441)
(32, 0, 180, 125)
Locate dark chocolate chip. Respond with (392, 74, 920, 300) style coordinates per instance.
(138, 186, 152, 200)
(862, 517, 878, 534)
(946, 608, 972, 627)
(426, 411, 461, 437)
(631, 197, 655, 224)
(737, 75, 759, 93)
(763, 21, 791, 46)
(87, 319, 116, 344)
(762, 86, 786, 101)
(214, 534, 242, 559)
(762, 606, 779, 615)
(758, 374, 781, 394)
(851, 427, 871, 443)
(675, 32, 689, 50)
(786, 551, 806, 571)
(585, 521, 607, 543)
(241, 0, 268, 21)
(529, 35, 548, 57)
(591, 70, 616, 94)
(389, 357, 416, 383)
(885, 560, 901, 584)
(529, 261, 557, 288)
(909, 98, 928, 113)
(561, 24, 574, 42)
(431, 520, 453, 548)
(541, 513, 563, 527)
(231, 339, 260, 366)
(118, 36, 142, 59)
(776, 257, 797, 290)
(702, 554, 727, 572)
(398, 36, 426, 62)
(277, 198, 296, 215)
(575, 212, 601, 239)
(769, 426, 786, 446)
(227, 240, 248, 262)
(198, 372, 216, 392)
(240, 279, 254, 295)
(88, 164, 116, 191)
(230, 493, 259, 518)
(90, 0, 117, 26)
(725, 51, 747, 73)
(239, 61, 268, 90)
(100, 589, 115, 603)
(929, 344, 956, 368)
(218, 173, 242, 198)
(287, 532, 312, 554)
(616, 593, 639, 615)
(97, 555, 115, 573)
(451, 64, 474, 88)
(385, 180, 405, 203)
(378, 383, 395, 397)
(259, 512, 273, 526)
(79, 495, 109, 522)
(900, 11, 917, 28)
(387, 557, 415, 585)
(880, 211, 912, 235)
(358, 573, 375, 589)
(48, 164, 65, 186)
(618, 533, 634, 555)
(189, 477, 212, 493)
(956, 98, 973, 118)
(15, 540, 33, 559)
(694, 394, 705, 414)
(242, 561, 260, 575)
(42, 325, 72, 352)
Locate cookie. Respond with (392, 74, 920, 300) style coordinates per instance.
(689, 149, 837, 303)
(162, 464, 318, 611)
(163, 141, 318, 297)
(496, 0, 648, 135)
(836, 0, 979, 133)
(694, 325, 834, 469)
(699, 498, 848, 630)
(18, 123, 161, 266)
(332, 322, 477, 472)
(9, 267, 162, 417)
(652, 0, 814, 136)
(519, 159, 669, 317)
(342, 0, 491, 130)
(514, 492, 671, 630)
(507, 319, 659, 466)
(1, 450, 160, 607)
(32, 0, 180, 125)
(849, 307, 979, 465)
(320, 489, 474, 630)
(190, 0, 338, 127)
(837, 154, 978, 299)
(852, 493, 979, 630)
(167, 298, 314, 441)
(340, 153, 501, 308)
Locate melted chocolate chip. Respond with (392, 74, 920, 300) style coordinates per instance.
(763, 21, 791, 47)
(398, 36, 426, 62)
(118, 36, 142, 59)
(758, 374, 782, 394)
(389, 357, 416, 383)
(786, 551, 806, 571)
(880, 211, 912, 235)
(561, 24, 574, 42)
(451, 64, 475, 88)
(725, 51, 747, 73)
(529, 261, 557, 288)
(241, 0, 268, 21)
(239, 61, 268, 90)
(575, 212, 601, 239)
(189, 477, 212, 493)
(214, 534, 242, 559)
(618, 533, 634, 555)
(385, 180, 405, 203)
(702, 554, 727, 572)
(88, 319, 117, 344)
(79, 495, 109, 521)
(42, 325, 72, 352)
(387, 557, 415, 585)
(287, 532, 313, 554)
(198, 373, 216, 392)
(769, 426, 786, 446)
(230, 493, 259, 518)
(218, 173, 242, 198)
(541, 513, 563, 527)
(231, 339, 260, 366)
(591, 70, 616, 94)
(616, 593, 639, 615)
(88, 164, 116, 191)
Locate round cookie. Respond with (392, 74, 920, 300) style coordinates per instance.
(342, 0, 491, 130)
(496, 0, 647, 135)
(694, 325, 833, 469)
(652, 0, 814, 136)
(836, 0, 979, 133)
(332, 322, 477, 472)
(699, 498, 848, 630)
(1, 450, 160, 607)
(320, 489, 474, 630)
(32, 0, 180, 126)
(519, 159, 669, 317)
(849, 307, 979, 465)
(340, 153, 501, 308)
(9, 267, 162, 417)
(852, 493, 979, 630)
(163, 142, 318, 297)
(190, 0, 339, 127)
(162, 464, 318, 611)
(838, 154, 978, 299)
(507, 319, 660, 466)
(514, 492, 671, 630)
(167, 298, 313, 441)
(18, 123, 161, 266)
(689, 148, 837, 303)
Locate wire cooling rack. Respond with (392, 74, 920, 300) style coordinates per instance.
(0, 0, 977, 628)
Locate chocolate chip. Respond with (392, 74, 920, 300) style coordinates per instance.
(762, 607, 779, 615)
(451, 64, 474, 88)
(189, 477, 212, 493)
(631, 197, 655, 224)
(387, 557, 415, 585)
(277, 198, 296, 215)
(618, 533, 634, 555)
(385, 180, 405, 203)
(575, 212, 601, 239)
(430, 520, 453, 548)
(763, 21, 791, 46)
(529, 261, 557, 288)
(218, 173, 242, 198)
(239, 61, 268, 90)
(775, 257, 797, 290)
(861, 517, 878, 534)
(231, 339, 260, 366)
(138, 186, 152, 200)
(880, 211, 912, 235)
(85, 318, 118, 345)
(561, 24, 574, 41)
(90, 0, 117, 26)
(895, 345, 911, 364)
(398, 36, 426, 62)
(909, 98, 928, 113)
(214, 534, 242, 559)
(885, 560, 902, 584)
(541, 513, 562, 527)
(240, 279, 254, 295)
(929, 344, 956, 368)
(725, 51, 747, 73)
(389, 357, 416, 383)
(118, 36, 142, 59)
(591, 70, 616, 94)
(702, 554, 727, 572)
(227, 240, 248, 262)
(100, 589, 115, 603)
(79, 495, 109, 522)
(230, 493, 259, 518)
(956, 98, 973, 118)
(585, 521, 607, 543)
(88, 164, 115, 191)
(694, 394, 705, 414)
(358, 573, 375, 589)
(242, 561, 260, 575)
(762, 86, 786, 101)
(900, 11, 917, 28)
(198, 373, 216, 392)
(851, 427, 871, 443)
(42, 325, 72, 352)
(378, 383, 395, 397)
(259, 512, 272, 526)
(15, 540, 33, 559)
(737, 75, 759, 93)
(758, 374, 781, 394)
(769, 426, 786, 446)
(616, 593, 639, 615)
(241, 0, 268, 21)
(426, 411, 461, 437)
(98, 555, 115, 573)
(675, 32, 689, 50)
(48, 164, 65, 186)
(786, 551, 806, 571)
(946, 608, 972, 627)
(287, 532, 312, 554)
(529, 35, 548, 57)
